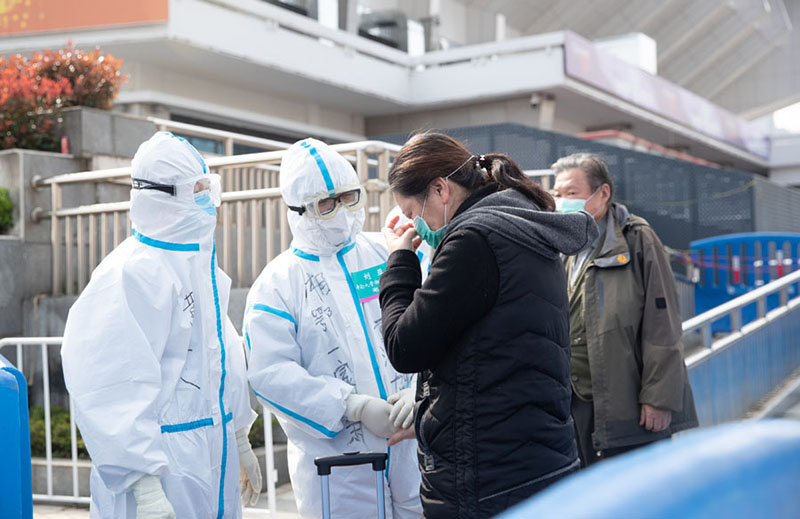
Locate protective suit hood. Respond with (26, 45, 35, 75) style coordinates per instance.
(280, 139, 365, 256)
(130, 132, 216, 247)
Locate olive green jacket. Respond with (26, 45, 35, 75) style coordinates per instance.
(570, 203, 698, 449)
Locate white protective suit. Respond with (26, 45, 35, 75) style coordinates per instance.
(61, 132, 256, 519)
(244, 139, 423, 518)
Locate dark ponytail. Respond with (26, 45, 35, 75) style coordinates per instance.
(389, 131, 555, 212)
(481, 153, 555, 211)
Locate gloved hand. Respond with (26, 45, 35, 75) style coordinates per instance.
(236, 427, 262, 507)
(132, 475, 175, 519)
(345, 394, 398, 438)
(387, 388, 415, 429)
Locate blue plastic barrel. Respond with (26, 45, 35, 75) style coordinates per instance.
(0, 354, 33, 519)
(498, 420, 800, 519)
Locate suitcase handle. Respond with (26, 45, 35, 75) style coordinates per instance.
(314, 451, 388, 476)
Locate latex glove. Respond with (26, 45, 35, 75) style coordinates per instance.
(387, 388, 415, 429)
(132, 475, 175, 519)
(345, 394, 398, 438)
(236, 427, 262, 507)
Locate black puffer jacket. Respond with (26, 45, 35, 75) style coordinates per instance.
(380, 185, 597, 518)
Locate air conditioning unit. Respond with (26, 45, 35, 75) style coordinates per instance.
(358, 10, 425, 56)
(264, 0, 318, 19)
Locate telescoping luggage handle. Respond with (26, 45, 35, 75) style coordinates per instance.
(315, 451, 387, 519)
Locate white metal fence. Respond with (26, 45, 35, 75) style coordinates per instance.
(149, 117, 291, 157)
(0, 337, 279, 515)
(35, 141, 400, 295)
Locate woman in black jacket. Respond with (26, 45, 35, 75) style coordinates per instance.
(380, 132, 598, 518)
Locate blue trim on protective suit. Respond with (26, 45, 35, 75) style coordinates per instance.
(160, 417, 214, 433)
(210, 242, 229, 519)
(132, 229, 199, 252)
(244, 328, 252, 352)
(300, 141, 335, 191)
(336, 245, 388, 399)
(250, 304, 298, 332)
(253, 390, 343, 438)
(292, 248, 320, 262)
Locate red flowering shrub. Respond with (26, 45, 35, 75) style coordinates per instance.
(35, 44, 127, 110)
(0, 43, 127, 151)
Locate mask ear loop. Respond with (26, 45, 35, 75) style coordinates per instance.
(442, 155, 476, 225)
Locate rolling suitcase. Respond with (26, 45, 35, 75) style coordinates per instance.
(314, 451, 388, 519)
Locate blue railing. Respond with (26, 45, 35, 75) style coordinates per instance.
(683, 268, 800, 426)
(691, 233, 800, 332)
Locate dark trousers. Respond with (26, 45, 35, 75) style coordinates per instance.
(571, 396, 642, 468)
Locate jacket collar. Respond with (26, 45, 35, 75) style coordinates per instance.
(593, 203, 632, 268)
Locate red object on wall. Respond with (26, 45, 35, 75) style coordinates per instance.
(60, 136, 69, 155)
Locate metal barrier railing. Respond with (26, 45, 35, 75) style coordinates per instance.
(683, 269, 800, 426)
(34, 141, 400, 295)
(0, 337, 279, 515)
(148, 118, 291, 157)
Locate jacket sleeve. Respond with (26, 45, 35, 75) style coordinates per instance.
(633, 225, 687, 412)
(61, 264, 173, 493)
(380, 229, 499, 373)
(224, 317, 257, 433)
(243, 288, 354, 440)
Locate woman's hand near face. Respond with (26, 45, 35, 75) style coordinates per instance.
(383, 214, 421, 255)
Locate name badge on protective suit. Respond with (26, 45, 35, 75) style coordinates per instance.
(351, 263, 386, 303)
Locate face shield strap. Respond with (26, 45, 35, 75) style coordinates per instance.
(131, 178, 176, 196)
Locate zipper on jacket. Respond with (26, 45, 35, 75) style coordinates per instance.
(417, 380, 435, 471)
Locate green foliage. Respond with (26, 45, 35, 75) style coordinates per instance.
(248, 408, 281, 449)
(29, 405, 90, 460)
(0, 187, 13, 234)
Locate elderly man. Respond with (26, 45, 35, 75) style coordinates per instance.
(552, 152, 698, 467)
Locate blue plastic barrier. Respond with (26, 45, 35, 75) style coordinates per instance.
(0, 354, 33, 519)
(691, 233, 800, 332)
(498, 420, 800, 519)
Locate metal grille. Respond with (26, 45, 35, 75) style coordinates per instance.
(375, 123, 800, 250)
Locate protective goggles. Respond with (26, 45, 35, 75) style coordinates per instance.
(288, 185, 366, 220)
(131, 173, 222, 207)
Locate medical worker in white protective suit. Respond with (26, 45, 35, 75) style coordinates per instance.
(61, 131, 261, 519)
(244, 139, 423, 518)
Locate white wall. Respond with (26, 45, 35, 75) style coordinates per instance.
(118, 60, 366, 140)
(364, 95, 591, 137)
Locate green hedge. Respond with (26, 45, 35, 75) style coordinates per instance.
(0, 187, 13, 234)
(29, 405, 89, 459)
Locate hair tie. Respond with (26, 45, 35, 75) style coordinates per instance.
(478, 154, 489, 170)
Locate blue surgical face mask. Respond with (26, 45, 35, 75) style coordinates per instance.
(414, 192, 448, 249)
(555, 188, 600, 214)
(194, 190, 217, 216)
(555, 197, 587, 213)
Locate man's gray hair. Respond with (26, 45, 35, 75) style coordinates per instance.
(551, 153, 614, 201)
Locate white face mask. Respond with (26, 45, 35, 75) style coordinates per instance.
(315, 210, 354, 249)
